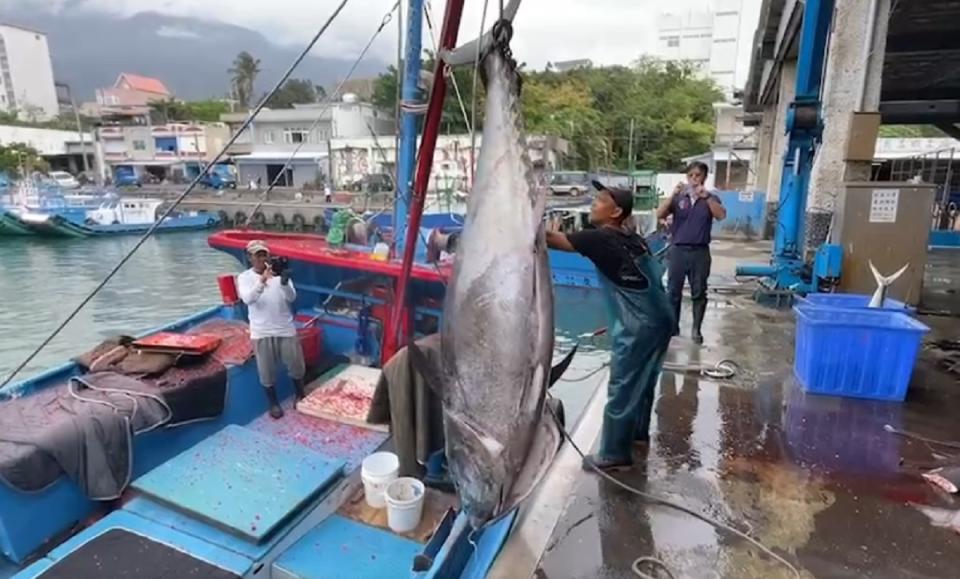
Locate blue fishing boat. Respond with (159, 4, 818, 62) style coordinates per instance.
(0, 181, 92, 236)
(5, 197, 220, 238)
(0, 223, 539, 578)
(0, 1, 619, 577)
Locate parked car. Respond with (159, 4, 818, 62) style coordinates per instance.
(113, 165, 142, 188)
(548, 171, 591, 196)
(199, 163, 238, 190)
(49, 171, 80, 190)
(349, 173, 394, 193)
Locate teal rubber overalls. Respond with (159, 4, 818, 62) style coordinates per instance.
(596, 244, 676, 462)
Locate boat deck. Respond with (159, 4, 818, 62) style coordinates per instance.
(11, 393, 461, 579)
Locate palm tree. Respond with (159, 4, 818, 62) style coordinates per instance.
(229, 51, 261, 109)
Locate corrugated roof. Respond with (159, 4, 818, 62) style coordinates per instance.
(117, 73, 171, 96)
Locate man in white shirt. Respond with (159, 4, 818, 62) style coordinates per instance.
(237, 239, 306, 419)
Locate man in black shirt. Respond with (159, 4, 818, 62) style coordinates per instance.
(546, 181, 676, 471)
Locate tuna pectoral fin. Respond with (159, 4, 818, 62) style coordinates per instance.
(549, 343, 579, 387)
(500, 409, 562, 516)
(408, 340, 444, 398)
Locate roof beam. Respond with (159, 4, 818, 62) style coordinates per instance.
(936, 123, 960, 140)
(886, 33, 960, 53)
(879, 100, 960, 124)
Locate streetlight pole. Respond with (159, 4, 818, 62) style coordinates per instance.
(72, 97, 90, 175)
(58, 83, 90, 176)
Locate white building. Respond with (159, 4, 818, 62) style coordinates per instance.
(98, 122, 231, 183)
(0, 23, 59, 120)
(220, 96, 396, 188)
(681, 102, 759, 191)
(656, 0, 759, 98)
(328, 134, 569, 192)
(0, 125, 95, 174)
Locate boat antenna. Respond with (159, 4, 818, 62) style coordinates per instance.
(0, 0, 354, 388)
(243, 0, 402, 222)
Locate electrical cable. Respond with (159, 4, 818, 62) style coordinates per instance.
(469, 0, 491, 185)
(884, 424, 960, 450)
(0, 0, 355, 388)
(425, 0, 473, 135)
(545, 400, 803, 579)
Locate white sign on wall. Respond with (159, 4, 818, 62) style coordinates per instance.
(869, 189, 899, 223)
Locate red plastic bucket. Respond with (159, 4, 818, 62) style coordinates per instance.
(295, 315, 322, 369)
(217, 274, 240, 304)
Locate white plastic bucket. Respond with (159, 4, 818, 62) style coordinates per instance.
(384, 477, 426, 533)
(361, 451, 399, 508)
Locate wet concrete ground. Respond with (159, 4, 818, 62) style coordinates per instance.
(538, 241, 960, 579)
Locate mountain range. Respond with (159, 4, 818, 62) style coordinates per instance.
(1, 6, 390, 102)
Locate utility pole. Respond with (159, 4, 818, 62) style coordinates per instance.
(627, 118, 635, 172)
(59, 83, 90, 176)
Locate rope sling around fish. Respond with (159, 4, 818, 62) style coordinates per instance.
(0, 0, 355, 388)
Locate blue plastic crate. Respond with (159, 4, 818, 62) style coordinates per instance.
(793, 305, 929, 401)
(796, 292, 912, 312)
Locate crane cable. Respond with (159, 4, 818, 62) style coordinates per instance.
(425, 0, 473, 136)
(469, 0, 491, 184)
(244, 0, 402, 222)
(0, 0, 355, 388)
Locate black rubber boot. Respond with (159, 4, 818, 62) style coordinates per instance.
(671, 298, 682, 337)
(264, 386, 284, 419)
(581, 453, 633, 473)
(691, 299, 707, 345)
(293, 379, 307, 401)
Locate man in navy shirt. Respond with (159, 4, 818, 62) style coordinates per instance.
(656, 162, 726, 344)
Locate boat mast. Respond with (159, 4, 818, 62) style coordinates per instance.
(386, 0, 467, 360)
(392, 0, 426, 255)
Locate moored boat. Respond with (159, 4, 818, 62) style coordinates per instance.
(6, 197, 220, 238)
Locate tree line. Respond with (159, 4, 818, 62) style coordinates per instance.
(371, 56, 724, 172)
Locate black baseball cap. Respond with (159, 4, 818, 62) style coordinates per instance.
(592, 180, 633, 217)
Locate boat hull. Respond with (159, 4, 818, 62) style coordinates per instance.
(0, 211, 32, 236)
(0, 211, 220, 238)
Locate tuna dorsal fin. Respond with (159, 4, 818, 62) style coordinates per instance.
(408, 340, 444, 399)
(549, 343, 579, 387)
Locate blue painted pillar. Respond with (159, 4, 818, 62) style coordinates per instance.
(393, 0, 425, 254)
(772, 0, 835, 265)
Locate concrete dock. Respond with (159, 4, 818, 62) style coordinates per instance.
(532, 240, 960, 579)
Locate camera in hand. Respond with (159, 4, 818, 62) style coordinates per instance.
(269, 256, 289, 275)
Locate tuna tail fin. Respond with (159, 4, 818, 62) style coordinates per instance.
(868, 260, 909, 307)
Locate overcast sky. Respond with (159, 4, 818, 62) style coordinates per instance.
(14, 0, 761, 78)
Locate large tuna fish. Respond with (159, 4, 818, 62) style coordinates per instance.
(414, 26, 562, 530)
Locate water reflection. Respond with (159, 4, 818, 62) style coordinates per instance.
(0, 233, 239, 379)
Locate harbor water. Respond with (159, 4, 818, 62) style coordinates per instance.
(0, 232, 611, 423)
(0, 232, 237, 381)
